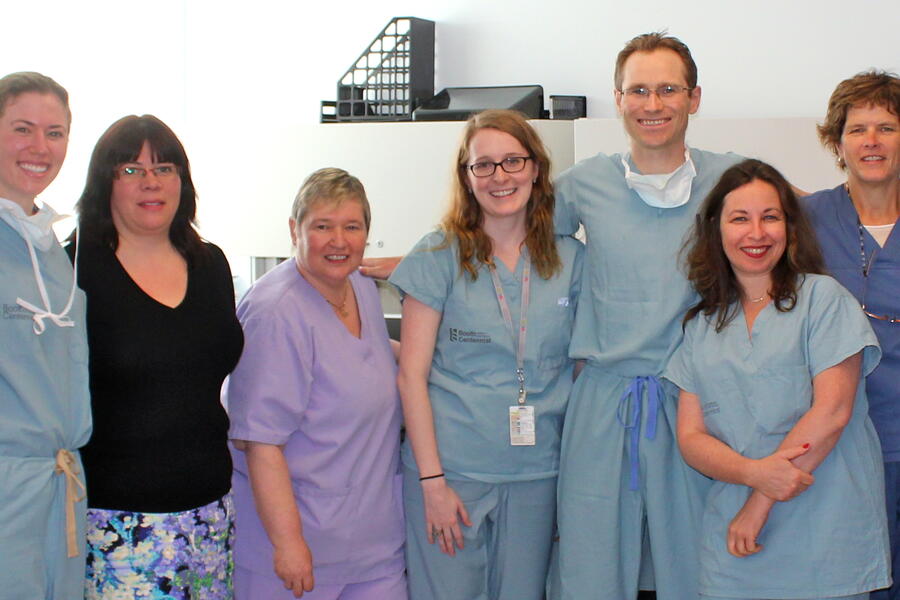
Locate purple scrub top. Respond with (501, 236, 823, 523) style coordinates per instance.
(225, 260, 405, 585)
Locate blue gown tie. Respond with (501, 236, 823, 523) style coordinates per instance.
(616, 375, 661, 491)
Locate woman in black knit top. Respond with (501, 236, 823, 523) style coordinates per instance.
(70, 115, 243, 599)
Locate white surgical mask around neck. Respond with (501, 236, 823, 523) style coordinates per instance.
(0, 197, 78, 334)
(0, 197, 66, 251)
(622, 147, 697, 209)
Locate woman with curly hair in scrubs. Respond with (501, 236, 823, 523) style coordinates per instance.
(665, 159, 889, 600)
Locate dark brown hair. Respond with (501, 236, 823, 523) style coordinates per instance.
(74, 115, 207, 264)
(614, 31, 698, 91)
(817, 70, 900, 169)
(439, 109, 560, 280)
(682, 159, 826, 331)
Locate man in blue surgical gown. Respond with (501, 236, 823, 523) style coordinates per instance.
(551, 33, 742, 600)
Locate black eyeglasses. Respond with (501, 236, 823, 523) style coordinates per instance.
(857, 221, 898, 323)
(466, 156, 532, 178)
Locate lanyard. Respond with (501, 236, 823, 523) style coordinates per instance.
(856, 217, 875, 276)
(848, 186, 899, 323)
(489, 249, 531, 405)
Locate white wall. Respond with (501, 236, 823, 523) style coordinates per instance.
(3, 0, 898, 248)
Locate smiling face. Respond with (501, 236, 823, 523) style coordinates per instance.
(465, 128, 538, 229)
(290, 197, 368, 292)
(838, 103, 900, 187)
(720, 178, 787, 289)
(0, 92, 69, 209)
(615, 49, 701, 163)
(110, 141, 181, 240)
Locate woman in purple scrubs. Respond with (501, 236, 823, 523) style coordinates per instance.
(226, 168, 406, 599)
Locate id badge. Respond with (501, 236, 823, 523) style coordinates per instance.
(509, 405, 536, 446)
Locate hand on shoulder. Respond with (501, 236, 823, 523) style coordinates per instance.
(359, 256, 402, 280)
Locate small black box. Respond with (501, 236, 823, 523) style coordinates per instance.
(550, 95, 586, 120)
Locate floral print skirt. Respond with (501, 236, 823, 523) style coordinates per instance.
(85, 494, 234, 599)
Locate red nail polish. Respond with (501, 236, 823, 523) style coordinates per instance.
(802, 443, 810, 449)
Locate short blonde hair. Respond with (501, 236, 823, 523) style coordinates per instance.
(291, 167, 371, 230)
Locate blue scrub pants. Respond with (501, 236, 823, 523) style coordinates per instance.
(873, 461, 900, 600)
(403, 467, 556, 600)
(554, 366, 710, 600)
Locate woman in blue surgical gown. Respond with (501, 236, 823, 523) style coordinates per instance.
(665, 159, 890, 600)
(0, 72, 91, 600)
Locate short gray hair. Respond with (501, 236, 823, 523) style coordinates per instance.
(290, 167, 371, 231)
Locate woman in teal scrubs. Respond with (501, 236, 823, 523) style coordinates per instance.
(390, 110, 583, 600)
(665, 159, 889, 599)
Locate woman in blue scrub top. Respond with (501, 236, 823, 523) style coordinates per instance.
(390, 109, 583, 600)
(0, 72, 92, 600)
(801, 71, 900, 600)
(665, 159, 890, 600)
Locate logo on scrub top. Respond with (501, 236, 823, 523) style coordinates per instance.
(2, 304, 31, 320)
(449, 328, 491, 344)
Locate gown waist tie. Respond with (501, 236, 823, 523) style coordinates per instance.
(616, 375, 661, 491)
(54, 449, 86, 557)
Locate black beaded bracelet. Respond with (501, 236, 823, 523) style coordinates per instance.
(419, 473, 445, 481)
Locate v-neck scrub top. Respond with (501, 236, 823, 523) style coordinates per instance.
(802, 185, 900, 461)
(227, 261, 405, 585)
(664, 274, 889, 598)
(554, 148, 743, 374)
(0, 220, 91, 600)
(388, 231, 584, 482)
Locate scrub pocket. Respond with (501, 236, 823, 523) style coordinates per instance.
(747, 365, 812, 434)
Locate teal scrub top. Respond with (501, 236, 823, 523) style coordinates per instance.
(0, 220, 91, 597)
(554, 148, 742, 376)
(389, 231, 583, 482)
(665, 274, 889, 598)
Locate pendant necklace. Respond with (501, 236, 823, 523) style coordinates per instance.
(324, 285, 350, 318)
(748, 294, 768, 303)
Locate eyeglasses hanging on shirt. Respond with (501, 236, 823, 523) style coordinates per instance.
(857, 220, 898, 324)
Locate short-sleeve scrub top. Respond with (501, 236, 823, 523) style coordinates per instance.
(665, 274, 889, 598)
(226, 261, 405, 585)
